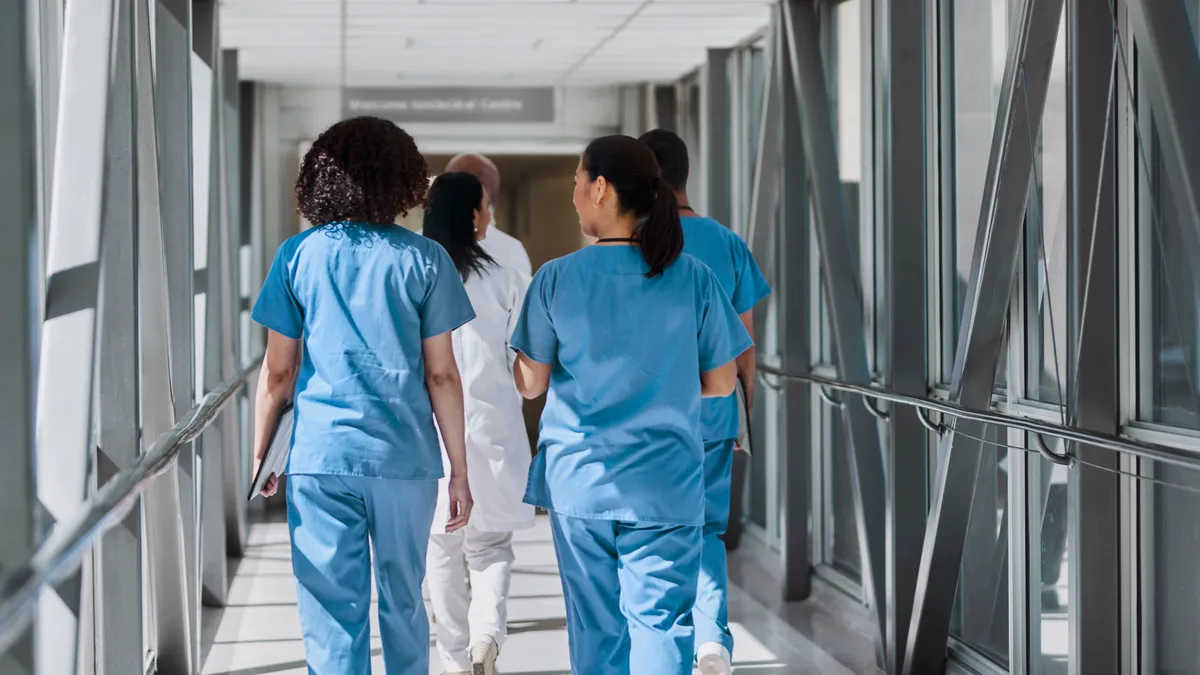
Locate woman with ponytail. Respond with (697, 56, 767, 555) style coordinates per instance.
(422, 172, 533, 675)
(508, 135, 753, 674)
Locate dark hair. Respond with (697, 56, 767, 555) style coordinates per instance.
(637, 129, 689, 192)
(295, 116, 429, 225)
(423, 172, 495, 281)
(582, 135, 683, 278)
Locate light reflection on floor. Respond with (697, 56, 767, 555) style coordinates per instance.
(201, 516, 864, 674)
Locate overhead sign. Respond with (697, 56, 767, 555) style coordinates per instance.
(342, 87, 555, 123)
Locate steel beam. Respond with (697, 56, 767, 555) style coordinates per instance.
(154, 0, 200, 665)
(0, 0, 43, 671)
(135, 0, 195, 670)
(900, 0, 1065, 671)
(93, 1, 144, 672)
(1125, 0, 1200, 274)
(1066, 1, 1119, 672)
(775, 5, 813, 602)
(192, 0, 229, 607)
(876, 0, 928, 671)
(220, 47, 247, 557)
(34, 0, 115, 670)
(706, 48, 734, 227)
(781, 0, 888, 658)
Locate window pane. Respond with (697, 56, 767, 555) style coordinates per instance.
(1026, 16, 1068, 405)
(1147, 462, 1200, 672)
(1031, 451, 1071, 674)
(1140, 101, 1200, 430)
(942, 0, 1017, 382)
(830, 411, 861, 579)
(949, 422, 1010, 668)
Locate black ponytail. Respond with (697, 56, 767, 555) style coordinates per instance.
(581, 135, 684, 278)
(423, 172, 495, 281)
(637, 178, 683, 277)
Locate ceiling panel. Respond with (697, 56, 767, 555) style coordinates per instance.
(222, 0, 770, 86)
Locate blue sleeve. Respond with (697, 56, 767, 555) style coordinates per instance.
(730, 238, 771, 314)
(509, 266, 557, 365)
(420, 245, 476, 339)
(251, 244, 304, 339)
(698, 267, 754, 372)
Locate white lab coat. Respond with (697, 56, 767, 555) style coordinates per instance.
(479, 217, 532, 277)
(431, 260, 535, 533)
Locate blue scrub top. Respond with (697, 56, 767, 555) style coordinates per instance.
(510, 246, 753, 526)
(252, 222, 476, 480)
(681, 216, 771, 441)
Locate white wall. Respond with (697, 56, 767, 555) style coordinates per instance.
(275, 85, 622, 155)
(252, 84, 623, 247)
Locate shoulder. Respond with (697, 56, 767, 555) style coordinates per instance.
(674, 252, 717, 278)
(683, 216, 750, 252)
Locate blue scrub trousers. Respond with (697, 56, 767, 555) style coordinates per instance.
(695, 439, 736, 654)
(286, 474, 438, 675)
(548, 510, 701, 675)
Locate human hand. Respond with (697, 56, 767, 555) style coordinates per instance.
(445, 473, 473, 533)
(252, 457, 278, 497)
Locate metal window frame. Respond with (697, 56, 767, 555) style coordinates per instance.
(1062, 1, 1121, 673)
(781, 0, 889, 660)
(0, 0, 45, 670)
(93, 1, 144, 671)
(873, 0, 929, 669)
(153, 0, 201, 666)
(901, 0, 1066, 671)
(706, 48, 734, 229)
(35, 0, 117, 670)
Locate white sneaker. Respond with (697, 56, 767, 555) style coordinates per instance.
(470, 637, 498, 675)
(697, 642, 732, 674)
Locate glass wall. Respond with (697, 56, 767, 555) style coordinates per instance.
(1134, 7, 1200, 672)
(705, 0, 1200, 672)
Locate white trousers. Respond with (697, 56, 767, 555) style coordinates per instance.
(426, 524, 515, 672)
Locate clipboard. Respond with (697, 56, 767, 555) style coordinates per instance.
(247, 402, 294, 501)
(735, 380, 753, 456)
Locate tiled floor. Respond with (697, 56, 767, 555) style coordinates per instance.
(201, 515, 875, 674)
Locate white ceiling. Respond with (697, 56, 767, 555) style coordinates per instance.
(219, 0, 773, 87)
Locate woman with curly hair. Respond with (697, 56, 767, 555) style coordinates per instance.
(249, 116, 476, 675)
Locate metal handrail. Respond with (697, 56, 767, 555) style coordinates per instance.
(757, 363, 1200, 471)
(0, 356, 263, 656)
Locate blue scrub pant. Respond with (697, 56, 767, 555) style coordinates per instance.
(286, 474, 438, 675)
(695, 439, 736, 654)
(548, 510, 701, 675)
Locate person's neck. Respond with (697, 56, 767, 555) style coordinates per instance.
(675, 191, 697, 215)
(592, 217, 638, 244)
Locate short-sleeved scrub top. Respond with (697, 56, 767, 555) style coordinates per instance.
(251, 222, 476, 480)
(509, 246, 754, 526)
(682, 216, 771, 442)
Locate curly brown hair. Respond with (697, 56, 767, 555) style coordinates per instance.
(295, 116, 429, 225)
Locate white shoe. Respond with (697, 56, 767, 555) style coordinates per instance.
(697, 642, 732, 674)
(470, 637, 498, 675)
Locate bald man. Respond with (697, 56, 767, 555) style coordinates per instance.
(445, 153, 532, 277)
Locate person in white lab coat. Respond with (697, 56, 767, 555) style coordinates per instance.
(444, 153, 533, 278)
(422, 171, 534, 675)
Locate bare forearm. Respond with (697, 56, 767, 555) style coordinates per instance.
(736, 310, 757, 411)
(428, 371, 468, 476)
(252, 362, 295, 461)
(736, 347, 756, 412)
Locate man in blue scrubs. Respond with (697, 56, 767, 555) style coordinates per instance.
(640, 129, 772, 674)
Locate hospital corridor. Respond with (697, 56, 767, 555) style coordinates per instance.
(4, 0, 1200, 674)
(200, 515, 875, 674)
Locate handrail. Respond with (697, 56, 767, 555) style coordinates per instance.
(0, 356, 263, 657)
(757, 363, 1200, 471)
